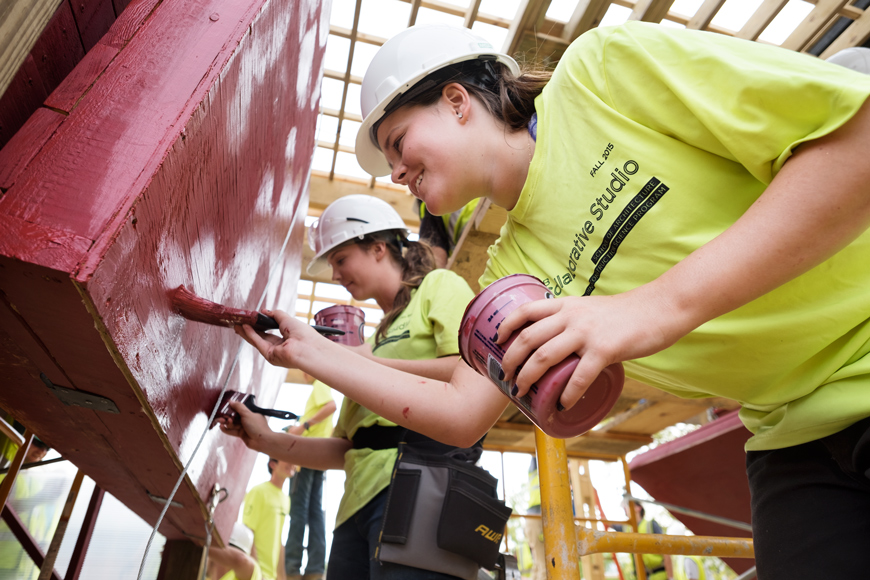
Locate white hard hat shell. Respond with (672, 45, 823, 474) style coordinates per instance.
(825, 47, 870, 74)
(229, 522, 254, 555)
(307, 194, 410, 275)
(355, 24, 519, 177)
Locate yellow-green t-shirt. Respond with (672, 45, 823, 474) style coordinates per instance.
(242, 481, 289, 580)
(218, 562, 262, 580)
(300, 381, 335, 439)
(332, 268, 474, 527)
(481, 22, 870, 451)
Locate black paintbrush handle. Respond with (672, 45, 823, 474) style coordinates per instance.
(253, 312, 279, 331)
(244, 395, 298, 420)
(252, 314, 345, 337)
(312, 325, 346, 336)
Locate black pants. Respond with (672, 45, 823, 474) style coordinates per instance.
(747, 417, 870, 579)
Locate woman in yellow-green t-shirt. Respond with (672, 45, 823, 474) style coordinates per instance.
(234, 23, 870, 580)
(222, 195, 474, 579)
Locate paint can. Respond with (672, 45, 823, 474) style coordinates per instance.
(458, 274, 624, 438)
(314, 305, 366, 346)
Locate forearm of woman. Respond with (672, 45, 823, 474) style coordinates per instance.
(299, 340, 507, 446)
(252, 431, 351, 471)
(652, 98, 870, 339)
(370, 354, 460, 382)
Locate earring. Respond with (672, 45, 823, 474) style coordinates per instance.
(457, 112, 463, 119)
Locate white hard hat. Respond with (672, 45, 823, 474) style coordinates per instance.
(825, 46, 870, 74)
(229, 522, 254, 555)
(355, 24, 519, 177)
(307, 194, 409, 275)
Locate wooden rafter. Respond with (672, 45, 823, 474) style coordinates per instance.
(629, 0, 676, 24)
(463, 0, 483, 29)
(408, 0, 422, 26)
(686, 0, 728, 30)
(504, 0, 552, 55)
(736, 0, 789, 40)
(781, 0, 850, 51)
(328, 0, 363, 180)
(564, 0, 614, 42)
(819, 5, 870, 57)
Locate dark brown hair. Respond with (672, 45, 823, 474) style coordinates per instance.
(372, 60, 552, 143)
(349, 230, 436, 344)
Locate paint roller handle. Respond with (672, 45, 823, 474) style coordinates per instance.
(243, 395, 298, 420)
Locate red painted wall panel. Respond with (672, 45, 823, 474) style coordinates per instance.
(68, 0, 118, 52)
(30, 2, 86, 92)
(0, 0, 328, 543)
(0, 0, 117, 149)
(0, 56, 50, 148)
(630, 412, 754, 574)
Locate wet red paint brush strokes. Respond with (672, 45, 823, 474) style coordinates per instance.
(0, 0, 329, 543)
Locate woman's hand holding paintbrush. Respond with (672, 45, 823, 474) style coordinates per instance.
(233, 309, 324, 369)
(219, 397, 351, 471)
(216, 400, 272, 449)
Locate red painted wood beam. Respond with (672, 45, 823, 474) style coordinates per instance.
(64, 484, 105, 580)
(0, 0, 327, 545)
(0, 504, 63, 580)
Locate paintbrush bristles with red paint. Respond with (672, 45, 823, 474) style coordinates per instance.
(170, 285, 279, 331)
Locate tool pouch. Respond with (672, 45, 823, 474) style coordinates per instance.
(377, 442, 512, 579)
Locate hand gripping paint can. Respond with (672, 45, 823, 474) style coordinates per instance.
(458, 274, 624, 438)
(314, 305, 366, 346)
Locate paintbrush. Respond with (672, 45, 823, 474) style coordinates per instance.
(209, 390, 298, 429)
(170, 285, 344, 336)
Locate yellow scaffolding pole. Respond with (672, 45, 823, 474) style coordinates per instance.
(534, 429, 755, 579)
(535, 428, 580, 580)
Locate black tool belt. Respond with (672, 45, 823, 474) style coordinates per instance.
(352, 424, 473, 456)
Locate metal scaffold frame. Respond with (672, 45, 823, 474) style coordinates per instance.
(530, 430, 754, 580)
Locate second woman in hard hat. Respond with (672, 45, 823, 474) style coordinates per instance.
(223, 194, 479, 579)
(235, 22, 870, 580)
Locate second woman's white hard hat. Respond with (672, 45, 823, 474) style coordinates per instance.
(307, 194, 410, 275)
(355, 24, 519, 177)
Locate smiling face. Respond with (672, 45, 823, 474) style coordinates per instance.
(376, 86, 488, 216)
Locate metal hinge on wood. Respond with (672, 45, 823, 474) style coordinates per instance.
(40, 373, 120, 414)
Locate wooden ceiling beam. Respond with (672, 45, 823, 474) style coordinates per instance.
(321, 107, 362, 123)
(328, 0, 363, 180)
(464, 0, 483, 29)
(736, 0, 789, 40)
(686, 0, 728, 30)
(780, 0, 849, 51)
(628, 0, 676, 23)
(308, 171, 418, 223)
(408, 0, 423, 26)
(564, 0, 614, 42)
(503, 0, 552, 55)
(820, 7, 870, 58)
(323, 68, 363, 85)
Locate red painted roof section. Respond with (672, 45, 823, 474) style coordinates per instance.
(630, 411, 755, 574)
